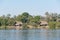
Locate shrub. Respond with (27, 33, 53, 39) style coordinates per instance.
(48, 22, 56, 29)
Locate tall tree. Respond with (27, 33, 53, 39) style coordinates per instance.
(50, 13, 57, 21)
(21, 12, 29, 23)
(45, 12, 50, 22)
(22, 12, 29, 18)
(34, 16, 40, 23)
(6, 14, 11, 19)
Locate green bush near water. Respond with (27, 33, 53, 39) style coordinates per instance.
(48, 22, 56, 29)
(56, 22, 60, 29)
(22, 24, 29, 30)
(48, 22, 60, 29)
(0, 26, 10, 30)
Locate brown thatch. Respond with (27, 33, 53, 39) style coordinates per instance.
(40, 21, 48, 26)
(15, 21, 23, 26)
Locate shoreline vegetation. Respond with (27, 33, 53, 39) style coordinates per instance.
(0, 12, 60, 30)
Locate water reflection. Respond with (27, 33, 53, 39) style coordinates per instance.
(0, 29, 60, 40)
(22, 30, 28, 40)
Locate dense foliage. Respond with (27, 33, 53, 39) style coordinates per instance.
(0, 12, 60, 29)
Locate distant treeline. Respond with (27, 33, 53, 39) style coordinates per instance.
(0, 12, 40, 26)
(0, 12, 60, 29)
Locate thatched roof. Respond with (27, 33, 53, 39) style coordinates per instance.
(15, 21, 23, 26)
(40, 21, 48, 25)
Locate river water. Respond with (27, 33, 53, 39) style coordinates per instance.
(0, 29, 60, 40)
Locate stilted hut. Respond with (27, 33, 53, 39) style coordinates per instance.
(40, 21, 49, 29)
(14, 21, 23, 30)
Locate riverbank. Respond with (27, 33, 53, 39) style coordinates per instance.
(0, 25, 58, 30)
(0, 22, 60, 30)
(0, 26, 47, 30)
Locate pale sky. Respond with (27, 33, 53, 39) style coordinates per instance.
(0, 0, 60, 16)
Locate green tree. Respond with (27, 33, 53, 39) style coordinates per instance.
(7, 18, 15, 26)
(0, 17, 2, 26)
(13, 15, 16, 20)
(20, 12, 29, 23)
(33, 16, 40, 23)
(22, 12, 29, 18)
(50, 13, 57, 21)
(28, 15, 33, 24)
(6, 14, 11, 19)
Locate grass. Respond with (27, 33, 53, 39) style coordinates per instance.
(48, 22, 56, 29)
(56, 22, 60, 29)
(0, 26, 14, 30)
(48, 21, 60, 29)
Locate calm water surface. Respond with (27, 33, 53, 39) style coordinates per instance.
(0, 29, 60, 40)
